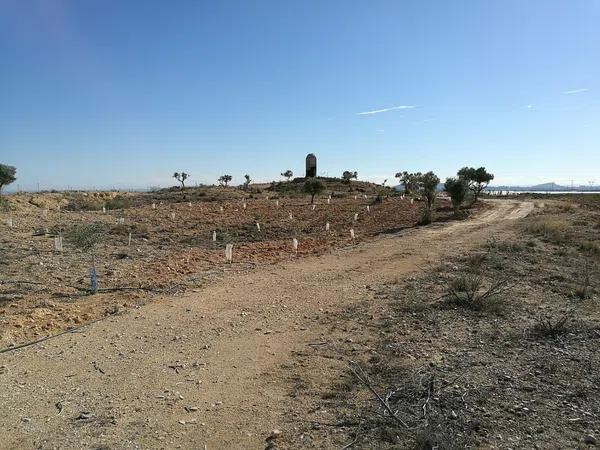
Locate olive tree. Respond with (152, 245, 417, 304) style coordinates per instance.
(218, 174, 233, 187)
(303, 178, 326, 204)
(395, 171, 422, 195)
(0, 164, 17, 195)
(457, 167, 494, 204)
(420, 171, 440, 208)
(444, 177, 469, 214)
(173, 172, 189, 189)
(342, 171, 358, 184)
(243, 174, 251, 190)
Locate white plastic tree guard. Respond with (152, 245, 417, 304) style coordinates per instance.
(225, 244, 233, 263)
(54, 235, 63, 251)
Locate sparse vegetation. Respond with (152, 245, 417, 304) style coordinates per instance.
(67, 222, 106, 293)
(105, 195, 131, 210)
(444, 272, 511, 311)
(531, 311, 572, 338)
(293, 197, 599, 449)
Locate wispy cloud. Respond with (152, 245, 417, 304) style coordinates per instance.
(357, 105, 415, 115)
(564, 88, 588, 95)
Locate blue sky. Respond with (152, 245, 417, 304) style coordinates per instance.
(1, 0, 599, 190)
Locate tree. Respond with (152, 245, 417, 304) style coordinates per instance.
(281, 170, 293, 182)
(457, 167, 494, 204)
(68, 222, 105, 293)
(444, 177, 469, 214)
(395, 171, 422, 195)
(218, 175, 233, 187)
(173, 172, 189, 189)
(342, 171, 358, 184)
(303, 178, 326, 204)
(419, 171, 440, 208)
(0, 164, 17, 195)
(243, 174, 251, 190)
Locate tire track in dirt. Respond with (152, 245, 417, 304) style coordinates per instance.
(0, 200, 533, 450)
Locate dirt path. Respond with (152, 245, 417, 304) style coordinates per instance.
(0, 200, 533, 450)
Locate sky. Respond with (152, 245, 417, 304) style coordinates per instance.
(1, 0, 599, 191)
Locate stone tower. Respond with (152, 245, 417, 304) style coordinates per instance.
(305, 153, 317, 178)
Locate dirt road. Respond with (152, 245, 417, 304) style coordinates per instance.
(0, 200, 533, 449)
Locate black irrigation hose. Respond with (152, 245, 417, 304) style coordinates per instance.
(0, 312, 118, 355)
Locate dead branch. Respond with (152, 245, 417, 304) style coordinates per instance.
(348, 362, 412, 429)
(339, 430, 359, 450)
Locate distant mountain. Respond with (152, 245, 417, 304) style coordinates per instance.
(488, 182, 600, 192)
(392, 181, 600, 193)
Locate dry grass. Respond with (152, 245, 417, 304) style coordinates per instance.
(580, 240, 600, 255)
(522, 217, 569, 235)
(531, 312, 572, 338)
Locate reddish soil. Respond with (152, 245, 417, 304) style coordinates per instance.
(0, 189, 474, 347)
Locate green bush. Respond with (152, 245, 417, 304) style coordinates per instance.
(64, 195, 104, 211)
(105, 195, 131, 210)
(418, 208, 432, 225)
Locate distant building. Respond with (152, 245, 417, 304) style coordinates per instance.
(305, 153, 317, 178)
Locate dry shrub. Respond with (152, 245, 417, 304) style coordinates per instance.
(579, 240, 600, 256)
(0, 196, 10, 212)
(523, 217, 569, 235)
(105, 195, 131, 210)
(555, 202, 576, 213)
(531, 312, 572, 338)
(522, 216, 570, 244)
(444, 273, 511, 312)
(64, 194, 104, 211)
